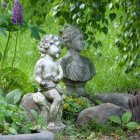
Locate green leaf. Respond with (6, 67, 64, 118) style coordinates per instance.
(29, 26, 46, 40)
(109, 3, 113, 9)
(122, 112, 132, 124)
(0, 17, 9, 27)
(125, 122, 139, 131)
(129, 60, 135, 67)
(8, 127, 18, 135)
(0, 28, 7, 36)
(109, 13, 117, 21)
(37, 114, 46, 128)
(109, 115, 121, 125)
(0, 52, 2, 61)
(6, 89, 23, 104)
(31, 109, 38, 120)
(4, 110, 13, 117)
(21, 124, 32, 134)
(0, 113, 5, 125)
(102, 27, 108, 34)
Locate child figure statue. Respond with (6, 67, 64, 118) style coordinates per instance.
(34, 35, 65, 132)
(59, 25, 96, 98)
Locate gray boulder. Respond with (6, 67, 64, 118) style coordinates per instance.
(76, 103, 127, 127)
(21, 93, 41, 122)
(95, 93, 134, 109)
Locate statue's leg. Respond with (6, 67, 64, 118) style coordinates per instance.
(43, 89, 63, 122)
(33, 92, 50, 122)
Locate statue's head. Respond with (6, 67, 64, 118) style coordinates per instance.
(60, 25, 84, 52)
(38, 35, 61, 58)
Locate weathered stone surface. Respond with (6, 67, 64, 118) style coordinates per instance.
(0, 131, 55, 140)
(21, 93, 41, 122)
(34, 34, 65, 131)
(128, 94, 140, 122)
(76, 103, 127, 126)
(95, 93, 134, 108)
(59, 25, 96, 97)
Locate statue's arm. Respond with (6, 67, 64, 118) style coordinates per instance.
(34, 59, 57, 88)
(34, 61, 43, 85)
(58, 65, 63, 80)
(54, 64, 63, 82)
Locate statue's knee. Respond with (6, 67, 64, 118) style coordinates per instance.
(33, 92, 46, 105)
(55, 98, 62, 105)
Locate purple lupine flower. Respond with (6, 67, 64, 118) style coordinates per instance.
(12, 0, 23, 25)
(1, 0, 7, 9)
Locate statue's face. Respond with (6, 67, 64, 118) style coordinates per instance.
(47, 44, 61, 58)
(71, 34, 84, 52)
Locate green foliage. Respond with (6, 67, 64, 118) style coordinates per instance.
(55, 133, 65, 140)
(0, 67, 36, 93)
(0, 1, 45, 93)
(31, 109, 38, 120)
(0, 91, 47, 135)
(109, 112, 139, 131)
(6, 89, 23, 104)
(109, 115, 121, 125)
(63, 119, 127, 139)
(20, 0, 52, 25)
(49, 0, 117, 48)
(49, 0, 140, 78)
(0, 92, 32, 135)
(122, 111, 132, 125)
(115, 0, 140, 76)
(64, 120, 91, 139)
(87, 119, 113, 135)
(30, 110, 47, 130)
(125, 122, 139, 131)
(63, 95, 91, 120)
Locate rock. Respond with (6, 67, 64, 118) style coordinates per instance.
(95, 93, 134, 109)
(0, 131, 55, 140)
(21, 93, 41, 122)
(76, 103, 127, 127)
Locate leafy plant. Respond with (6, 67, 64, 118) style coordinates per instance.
(87, 119, 114, 135)
(30, 109, 47, 131)
(0, 67, 36, 93)
(63, 95, 91, 120)
(114, 0, 140, 76)
(109, 112, 139, 131)
(49, 0, 115, 48)
(0, 91, 47, 135)
(0, 0, 46, 95)
(6, 89, 23, 104)
(0, 0, 46, 68)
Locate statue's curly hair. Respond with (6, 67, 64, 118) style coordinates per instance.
(38, 34, 61, 54)
(59, 25, 83, 48)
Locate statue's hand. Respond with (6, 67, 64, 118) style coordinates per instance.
(40, 81, 56, 89)
(40, 81, 47, 86)
(54, 76, 61, 82)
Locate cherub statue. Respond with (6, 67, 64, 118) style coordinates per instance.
(34, 34, 65, 132)
(59, 25, 96, 98)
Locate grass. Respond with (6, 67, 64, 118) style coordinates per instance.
(0, 17, 139, 94)
(85, 31, 140, 94)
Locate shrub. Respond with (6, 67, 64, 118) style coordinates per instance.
(0, 91, 46, 135)
(63, 95, 91, 120)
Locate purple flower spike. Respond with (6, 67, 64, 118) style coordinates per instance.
(2, 0, 7, 9)
(12, 0, 23, 25)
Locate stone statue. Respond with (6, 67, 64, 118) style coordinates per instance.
(33, 34, 65, 132)
(59, 25, 96, 98)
